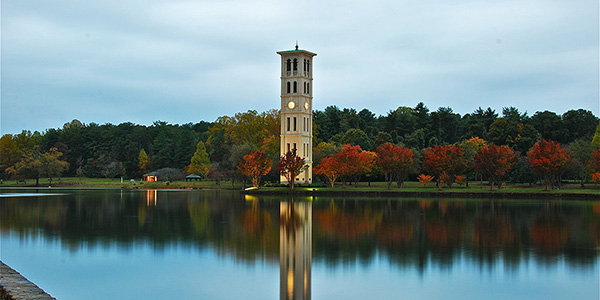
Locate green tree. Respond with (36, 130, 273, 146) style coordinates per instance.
(187, 141, 212, 177)
(562, 109, 598, 142)
(566, 139, 595, 187)
(529, 111, 568, 143)
(152, 130, 175, 169)
(342, 128, 372, 151)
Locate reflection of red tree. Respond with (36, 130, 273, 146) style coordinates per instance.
(530, 219, 568, 254)
(473, 216, 515, 248)
(376, 223, 413, 246)
(591, 205, 600, 246)
(424, 218, 464, 247)
(314, 211, 377, 239)
(240, 209, 272, 236)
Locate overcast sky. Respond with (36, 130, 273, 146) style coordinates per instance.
(1, 0, 598, 134)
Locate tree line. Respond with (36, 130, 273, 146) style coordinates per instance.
(1, 103, 599, 187)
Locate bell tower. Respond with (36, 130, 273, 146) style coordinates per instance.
(278, 44, 316, 184)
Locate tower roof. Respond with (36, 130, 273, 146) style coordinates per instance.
(277, 48, 317, 57)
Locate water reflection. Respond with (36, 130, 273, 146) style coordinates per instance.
(0, 190, 598, 299)
(280, 201, 311, 300)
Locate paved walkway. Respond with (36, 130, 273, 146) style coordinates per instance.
(0, 261, 56, 300)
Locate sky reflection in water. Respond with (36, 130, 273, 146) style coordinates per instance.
(0, 189, 598, 300)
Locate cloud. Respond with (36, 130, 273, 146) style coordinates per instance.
(1, 0, 598, 134)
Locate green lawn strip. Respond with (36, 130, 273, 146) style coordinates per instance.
(1, 177, 598, 195)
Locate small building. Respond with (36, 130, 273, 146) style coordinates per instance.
(186, 174, 202, 181)
(143, 172, 158, 182)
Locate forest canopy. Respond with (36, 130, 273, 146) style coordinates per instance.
(1, 103, 598, 185)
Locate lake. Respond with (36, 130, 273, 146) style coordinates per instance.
(0, 188, 598, 300)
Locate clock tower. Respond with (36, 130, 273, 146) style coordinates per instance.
(278, 44, 316, 184)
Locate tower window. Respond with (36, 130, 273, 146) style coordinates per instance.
(307, 83, 310, 94)
(287, 117, 291, 131)
(303, 82, 306, 94)
(293, 117, 297, 131)
(287, 82, 290, 93)
(293, 59, 298, 71)
(286, 59, 291, 72)
(293, 81, 297, 93)
(307, 60, 310, 72)
(303, 59, 307, 71)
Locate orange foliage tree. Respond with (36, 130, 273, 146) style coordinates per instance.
(313, 156, 341, 187)
(276, 149, 305, 190)
(473, 144, 518, 190)
(527, 139, 571, 190)
(590, 147, 600, 173)
(592, 148, 600, 185)
(375, 143, 414, 188)
(417, 174, 434, 186)
(334, 145, 375, 186)
(238, 151, 272, 188)
(422, 145, 467, 188)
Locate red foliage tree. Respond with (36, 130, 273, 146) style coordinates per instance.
(422, 145, 467, 188)
(313, 156, 341, 187)
(334, 145, 375, 186)
(527, 139, 571, 190)
(376, 143, 414, 189)
(590, 147, 600, 173)
(276, 149, 305, 190)
(237, 151, 272, 188)
(473, 144, 518, 190)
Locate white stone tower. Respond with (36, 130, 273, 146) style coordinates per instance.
(278, 44, 316, 184)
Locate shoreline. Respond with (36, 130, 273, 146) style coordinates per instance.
(242, 188, 599, 201)
(0, 261, 56, 300)
(1, 185, 597, 201)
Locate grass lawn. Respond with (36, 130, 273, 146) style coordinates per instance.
(1, 177, 598, 195)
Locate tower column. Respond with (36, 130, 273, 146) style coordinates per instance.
(278, 46, 316, 185)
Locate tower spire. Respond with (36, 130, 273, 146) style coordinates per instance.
(295, 41, 299, 50)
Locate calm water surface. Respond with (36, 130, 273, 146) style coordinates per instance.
(0, 189, 598, 300)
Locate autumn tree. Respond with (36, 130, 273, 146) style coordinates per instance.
(276, 149, 305, 190)
(138, 149, 149, 175)
(422, 144, 467, 188)
(527, 139, 571, 190)
(590, 147, 600, 174)
(187, 141, 212, 177)
(593, 122, 600, 147)
(6, 147, 69, 185)
(333, 144, 375, 186)
(238, 151, 272, 188)
(40, 147, 70, 185)
(473, 144, 518, 190)
(375, 143, 414, 188)
(458, 137, 487, 184)
(314, 156, 341, 187)
(417, 174, 434, 186)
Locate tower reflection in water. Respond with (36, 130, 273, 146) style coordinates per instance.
(280, 201, 312, 300)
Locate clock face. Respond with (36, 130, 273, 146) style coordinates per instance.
(288, 101, 296, 109)
(304, 102, 310, 110)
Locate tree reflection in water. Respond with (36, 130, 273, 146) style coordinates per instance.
(0, 190, 598, 298)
